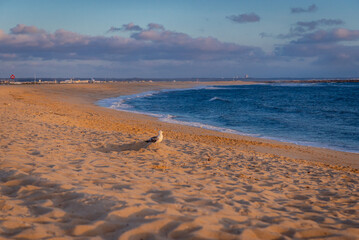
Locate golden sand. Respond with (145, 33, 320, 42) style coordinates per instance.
(0, 82, 358, 239)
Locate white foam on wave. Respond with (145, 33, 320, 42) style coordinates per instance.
(96, 85, 210, 110)
(97, 84, 252, 109)
(97, 90, 159, 109)
(204, 86, 236, 90)
(209, 96, 230, 102)
(159, 115, 257, 136)
(95, 86, 258, 137)
(268, 83, 323, 87)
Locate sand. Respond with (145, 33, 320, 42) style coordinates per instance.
(0, 82, 358, 240)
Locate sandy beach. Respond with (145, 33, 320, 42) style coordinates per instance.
(0, 82, 358, 240)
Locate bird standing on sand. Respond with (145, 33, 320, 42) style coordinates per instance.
(145, 130, 163, 143)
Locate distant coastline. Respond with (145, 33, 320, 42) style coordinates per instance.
(1, 77, 359, 85)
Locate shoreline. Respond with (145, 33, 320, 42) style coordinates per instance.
(96, 84, 359, 155)
(2, 81, 359, 170)
(1, 82, 358, 239)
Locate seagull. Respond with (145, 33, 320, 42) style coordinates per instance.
(145, 130, 163, 143)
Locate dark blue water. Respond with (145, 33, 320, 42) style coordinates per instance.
(98, 82, 359, 153)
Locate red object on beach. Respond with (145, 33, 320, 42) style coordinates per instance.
(10, 74, 15, 79)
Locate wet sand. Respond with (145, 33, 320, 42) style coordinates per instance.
(0, 82, 358, 239)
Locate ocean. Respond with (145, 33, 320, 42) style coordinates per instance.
(97, 82, 359, 153)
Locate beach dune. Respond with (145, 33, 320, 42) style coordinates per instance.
(0, 82, 358, 239)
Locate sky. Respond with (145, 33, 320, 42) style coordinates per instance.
(0, 0, 359, 78)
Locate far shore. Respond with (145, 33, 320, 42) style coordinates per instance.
(1, 77, 359, 85)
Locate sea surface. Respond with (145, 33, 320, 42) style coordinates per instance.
(97, 82, 359, 153)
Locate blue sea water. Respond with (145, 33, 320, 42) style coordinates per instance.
(97, 82, 359, 153)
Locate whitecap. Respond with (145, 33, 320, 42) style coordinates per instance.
(209, 97, 231, 102)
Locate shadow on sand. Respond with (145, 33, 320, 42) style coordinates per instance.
(96, 141, 151, 153)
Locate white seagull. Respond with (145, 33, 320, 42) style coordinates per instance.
(145, 130, 163, 143)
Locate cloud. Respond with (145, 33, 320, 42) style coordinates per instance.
(107, 22, 143, 33)
(121, 23, 143, 31)
(291, 4, 318, 14)
(147, 23, 165, 30)
(294, 19, 344, 32)
(0, 24, 264, 62)
(294, 28, 359, 43)
(3, 23, 358, 78)
(277, 18, 345, 39)
(107, 26, 122, 33)
(278, 42, 359, 66)
(276, 28, 359, 67)
(10, 24, 46, 34)
(226, 13, 260, 24)
(108, 23, 164, 33)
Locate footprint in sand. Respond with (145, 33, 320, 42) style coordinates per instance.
(147, 190, 175, 203)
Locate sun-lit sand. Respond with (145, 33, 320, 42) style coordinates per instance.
(0, 82, 358, 239)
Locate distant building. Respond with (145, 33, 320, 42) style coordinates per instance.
(74, 80, 90, 83)
(62, 79, 73, 84)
